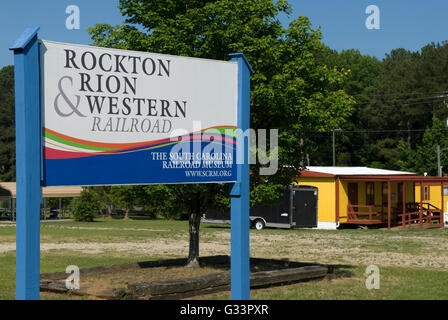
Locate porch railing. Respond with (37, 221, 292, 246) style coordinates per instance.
(344, 205, 383, 224)
(342, 202, 443, 228)
(399, 202, 442, 227)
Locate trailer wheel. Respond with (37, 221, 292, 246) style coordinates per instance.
(254, 219, 265, 231)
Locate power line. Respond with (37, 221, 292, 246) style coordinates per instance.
(336, 128, 447, 134)
(354, 90, 448, 98)
(299, 127, 448, 134)
(353, 95, 448, 107)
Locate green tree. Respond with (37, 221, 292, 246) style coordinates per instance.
(398, 118, 448, 176)
(311, 42, 448, 171)
(110, 185, 144, 220)
(312, 48, 381, 166)
(87, 186, 116, 218)
(88, 0, 354, 266)
(72, 189, 101, 222)
(0, 66, 15, 181)
(357, 43, 448, 169)
(141, 185, 183, 219)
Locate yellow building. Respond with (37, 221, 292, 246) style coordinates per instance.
(294, 167, 447, 230)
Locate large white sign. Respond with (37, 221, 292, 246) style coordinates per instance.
(40, 40, 238, 186)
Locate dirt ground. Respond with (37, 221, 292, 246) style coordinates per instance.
(2, 227, 445, 270)
(41, 254, 326, 300)
(79, 265, 226, 298)
(3, 225, 447, 270)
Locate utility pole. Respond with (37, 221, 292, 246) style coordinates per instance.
(437, 145, 442, 177)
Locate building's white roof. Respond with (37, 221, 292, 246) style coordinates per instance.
(305, 166, 416, 176)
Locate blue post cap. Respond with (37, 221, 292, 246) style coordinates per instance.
(229, 53, 254, 74)
(10, 27, 40, 51)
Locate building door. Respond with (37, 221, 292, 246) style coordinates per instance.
(397, 183, 404, 211)
(292, 186, 318, 228)
(380, 182, 389, 218)
(348, 183, 358, 211)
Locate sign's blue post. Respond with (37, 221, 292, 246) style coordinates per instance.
(229, 53, 253, 300)
(10, 27, 42, 300)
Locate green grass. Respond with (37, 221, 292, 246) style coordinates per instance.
(0, 253, 15, 300)
(1, 218, 448, 300)
(0, 251, 158, 300)
(202, 265, 448, 300)
(0, 218, 190, 299)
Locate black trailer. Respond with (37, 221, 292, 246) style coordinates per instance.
(203, 185, 318, 230)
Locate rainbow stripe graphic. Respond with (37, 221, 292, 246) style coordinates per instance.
(43, 126, 238, 160)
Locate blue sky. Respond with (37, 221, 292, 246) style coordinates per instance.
(1, 0, 447, 68)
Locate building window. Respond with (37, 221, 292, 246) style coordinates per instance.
(444, 186, 448, 196)
(391, 192, 396, 201)
(424, 186, 430, 201)
(366, 182, 374, 205)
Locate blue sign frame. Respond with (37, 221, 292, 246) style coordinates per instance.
(11, 28, 252, 300)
